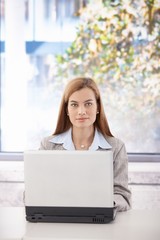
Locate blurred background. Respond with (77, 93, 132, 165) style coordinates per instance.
(0, 0, 160, 209)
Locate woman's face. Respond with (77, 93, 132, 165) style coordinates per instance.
(67, 88, 98, 129)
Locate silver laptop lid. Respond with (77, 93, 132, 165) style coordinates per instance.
(24, 150, 113, 208)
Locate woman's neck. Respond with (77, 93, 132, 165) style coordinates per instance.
(72, 126, 95, 150)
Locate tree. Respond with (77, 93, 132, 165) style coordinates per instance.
(49, 0, 160, 114)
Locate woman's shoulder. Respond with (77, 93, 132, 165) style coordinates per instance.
(39, 135, 53, 149)
(42, 135, 55, 143)
(105, 135, 125, 150)
(105, 135, 128, 161)
(39, 135, 63, 150)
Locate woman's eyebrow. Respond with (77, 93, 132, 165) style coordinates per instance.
(84, 99, 94, 103)
(69, 99, 94, 103)
(69, 100, 78, 103)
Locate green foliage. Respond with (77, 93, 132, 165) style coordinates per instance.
(50, 0, 160, 113)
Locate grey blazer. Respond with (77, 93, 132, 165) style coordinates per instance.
(40, 135, 132, 212)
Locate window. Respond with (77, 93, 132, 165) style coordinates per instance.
(0, 0, 160, 156)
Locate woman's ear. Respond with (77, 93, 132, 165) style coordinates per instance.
(96, 105, 99, 114)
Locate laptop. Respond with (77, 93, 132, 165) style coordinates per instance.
(24, 150, 117, 223)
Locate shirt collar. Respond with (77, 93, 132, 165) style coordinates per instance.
(49, 128, 75, 150)
(89, 129, 112, 150)
(49, 128, 112, 151)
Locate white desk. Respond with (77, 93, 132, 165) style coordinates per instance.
(0, 207, 160, 240)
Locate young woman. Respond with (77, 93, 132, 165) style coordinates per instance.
(40, 77, 131, 211)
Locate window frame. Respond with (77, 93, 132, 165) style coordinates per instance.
(0, 152, 159, 162)
(0, 0, 159, 156)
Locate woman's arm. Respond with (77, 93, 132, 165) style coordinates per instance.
(113, 140, 132, 211)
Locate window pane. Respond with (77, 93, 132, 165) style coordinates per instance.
(0, 0, 160, 153)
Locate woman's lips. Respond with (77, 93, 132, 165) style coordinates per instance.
(76, 118, 88, 121)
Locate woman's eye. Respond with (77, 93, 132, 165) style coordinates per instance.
(71, 103, 78, 107)
(85, 102, 92, 106)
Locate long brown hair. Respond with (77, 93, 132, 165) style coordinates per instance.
(53, 77, 113, 137)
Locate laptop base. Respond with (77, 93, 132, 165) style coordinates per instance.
(26, 206, 117, 224)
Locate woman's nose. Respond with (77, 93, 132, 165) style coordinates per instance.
(78, 106, 86, 115)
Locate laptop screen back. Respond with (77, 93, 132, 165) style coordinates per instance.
(24, 150, 113, 208)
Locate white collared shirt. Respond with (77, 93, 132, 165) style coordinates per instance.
(49, 128, 112, 151)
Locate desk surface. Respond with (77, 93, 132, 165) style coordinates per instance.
(0, 207, 160, 240)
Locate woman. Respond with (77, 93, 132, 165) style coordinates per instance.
(40, 77, 132, 211)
